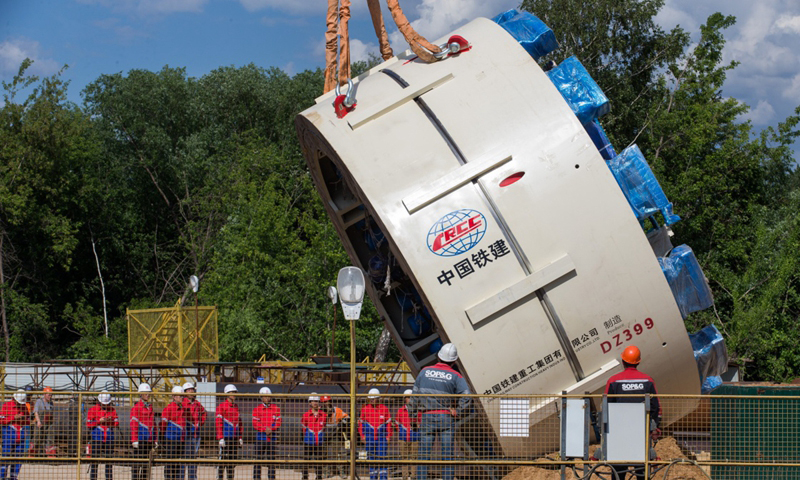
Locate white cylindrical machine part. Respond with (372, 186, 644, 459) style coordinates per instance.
(296, 17, 700, 454)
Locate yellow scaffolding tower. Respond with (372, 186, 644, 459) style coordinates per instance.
(127, 300, 219, 365)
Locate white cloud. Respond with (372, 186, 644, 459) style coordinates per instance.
(349, 38, 377, 63)
(386, 0, 518, 52)
(785, 73, 800, 101)
(775, 14, 800, 34)
(658, 0, 800, 132)
(0, 39, 60, 77)
(742, 100, 776, 125)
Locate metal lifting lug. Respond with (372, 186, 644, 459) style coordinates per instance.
(333, 79, 357, 118)
(433, 35, 471, 59)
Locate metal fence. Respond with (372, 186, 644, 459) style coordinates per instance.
(0, 390, 797, 479)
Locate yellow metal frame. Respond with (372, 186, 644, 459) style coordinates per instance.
(127, 301, 219, 365)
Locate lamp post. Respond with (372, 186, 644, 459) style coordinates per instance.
(327, 286, 338, 371)
(189, 275, 200, 366)
(336, 267, 365, 480)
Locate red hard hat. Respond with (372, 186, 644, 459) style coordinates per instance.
(43, 387, 53, 393)
(621, 345, 641, 365)
(321, 396, 331, 403)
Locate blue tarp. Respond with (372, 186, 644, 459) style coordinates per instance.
(690, 325, 728, 379)
(659, 245, 715, 319)
(584, 119, 617, 160)
(546, 56, 610, 125)
(607, 144, 681, 225)
(492, 9, 558, 60)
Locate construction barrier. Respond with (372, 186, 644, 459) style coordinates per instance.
(0, 390, 796, 479)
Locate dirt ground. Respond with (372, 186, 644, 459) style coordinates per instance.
(12, 465, 334, 480)
(501, 436, 709, 480)
(11, 438, 710, 480)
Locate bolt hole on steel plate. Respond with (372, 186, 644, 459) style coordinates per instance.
(499, 171, 525, 187)
(662, 342, 668, 347)
(575, 164, 580, 169)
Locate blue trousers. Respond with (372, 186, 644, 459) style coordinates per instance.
(418, 414, 454, 480)
(366, 439, 388, 480)
(1, 440, 25, 479)
(181, 436, 201, 480)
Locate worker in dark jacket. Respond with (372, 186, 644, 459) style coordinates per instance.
(604, 345, 661, 480)
(409, 343, 470, 480)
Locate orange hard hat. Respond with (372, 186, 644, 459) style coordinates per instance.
(43, 387, 53, 393)
(621, 345, 641, 365)
(321, 396, 331, 403)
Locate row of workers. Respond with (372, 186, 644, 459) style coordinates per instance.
(0, 342, 470, 480)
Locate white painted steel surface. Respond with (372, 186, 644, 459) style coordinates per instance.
(296, 17, 700, 454)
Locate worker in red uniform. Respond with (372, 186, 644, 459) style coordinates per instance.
(87, 391, 119, 480)
(252, 386, 281, 480)
(161, 386, 185, 480)
(395, 389, 419, 480)
(216, 384, 242, 480)
(182, 381, 207, 480)
(130, 383, 155, 480)
(0, 390, 30, 479)
(359, 388, 393, 480)
(604, 345, 661, 480)
(301, 394, 327, 480)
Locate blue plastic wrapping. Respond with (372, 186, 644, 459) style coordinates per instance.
(702, 375, 723, 393)
(546, 56, 610, 125)
(491, 9, 558, 60)
(690, 324, 729, 380)
(659, 245, 715, 319)
(584, 119, 617, 160)
(607, 144, 681, 225)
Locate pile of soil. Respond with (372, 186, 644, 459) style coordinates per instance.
(500, 436, 710, 480)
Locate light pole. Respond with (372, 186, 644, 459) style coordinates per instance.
(336, 267, 365, 480)
(189, 275, 200, 366)
(327, 286, 338, 372)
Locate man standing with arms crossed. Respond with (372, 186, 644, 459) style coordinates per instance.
(409, 343, 471, 480)
(182, 382, 207, 480)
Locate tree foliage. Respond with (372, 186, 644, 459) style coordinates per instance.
(0, 4, 798, 380)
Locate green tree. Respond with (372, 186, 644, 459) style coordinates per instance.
(0, 60, 98, 361)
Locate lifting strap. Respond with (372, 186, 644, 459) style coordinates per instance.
(324, 0, 440, 94)
(386, 0, 441, 63)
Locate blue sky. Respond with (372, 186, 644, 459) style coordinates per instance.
(1, 0, 798, 158)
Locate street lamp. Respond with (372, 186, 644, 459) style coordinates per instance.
(189, 275, 200, 365)
(336, 266, 365, 480)
(327, 286, 338, 371)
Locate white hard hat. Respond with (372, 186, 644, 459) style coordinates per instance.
(404, 389, 413, 395)
(13, 390, 26, 405)
(259, 387, 272, 395)
(138, 383, 152, 393)
(224, 384, 238, 394)
(98, 391, 112, 405)
(172, 385, 183, 394)
(308, 393, 320, 402)
(438, 342, 458, 362)
(182, 382, 196, 391)
(368, 388, 380, 399)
